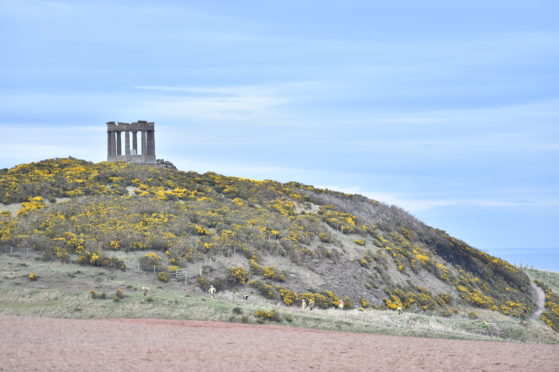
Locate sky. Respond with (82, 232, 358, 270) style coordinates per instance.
(1, 0, 558, 270)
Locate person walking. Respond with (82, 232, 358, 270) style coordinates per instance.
(208, 285, 216, 299)
(308, 298, 315, 310)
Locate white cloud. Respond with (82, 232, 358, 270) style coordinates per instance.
(131, 95, 286, 122)
(0, 124, 105, 166)
(130, 82, 332, 122)
(320, 185, 559, 212)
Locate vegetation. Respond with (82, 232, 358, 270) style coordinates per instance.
(0, 253, 557, 343)
(534, 279, 559, 332)
(157, 272, 169, 282)
(254, 309, 281, 323)
(227, 267, 249, 285)
(0, 158, 536, 320)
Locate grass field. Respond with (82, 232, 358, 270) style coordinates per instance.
(1, 252, 558, 344)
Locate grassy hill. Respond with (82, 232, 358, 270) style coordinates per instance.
(1, 157, 557, 338)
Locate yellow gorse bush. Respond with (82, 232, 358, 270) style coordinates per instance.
(0, 157, 534, 318)
(18, 196, 47, 216)
(535, 279, 559, 332)
(144, 252, 162, 260)
(168, 265, 180, 272)
(227, 267, 249, 285)
(158, 272, 169, 282)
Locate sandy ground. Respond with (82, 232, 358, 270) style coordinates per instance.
(0, 316, 557, 371)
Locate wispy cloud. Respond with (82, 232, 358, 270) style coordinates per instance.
(321, 185, 559, 212)
(0, 125, 105, 166)
(131, 95, 285, 122)
(130, 82, 332, 122)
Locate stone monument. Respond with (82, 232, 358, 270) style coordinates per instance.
(106, 120, 156, 163)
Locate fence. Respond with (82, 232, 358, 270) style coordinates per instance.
(175, 268, 187, 284)
(135, 248, 238, 284)
(515, 264, 536, 270)
(0, 245, 37, 257)
(137, 263, 168, 274)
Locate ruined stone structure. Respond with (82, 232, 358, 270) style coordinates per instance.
(106, 121, 156, 163)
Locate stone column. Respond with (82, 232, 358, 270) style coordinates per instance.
(152, 130, 156, 159)
(116, 131, 122, 156)
(109, 131, 117, 158)
(146, 131, 151, 155)
(125, 131, 130, 156)
(114, 131, 118, 157)
(147, 130, 154, 156)
(107, 130, 112, 159)
(132, 131, 138, 155)
(141, 130, 147, 156)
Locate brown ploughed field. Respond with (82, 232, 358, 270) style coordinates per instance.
(1, 316, 557, 371)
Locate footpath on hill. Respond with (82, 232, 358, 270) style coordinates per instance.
(531, 281, 546, 320)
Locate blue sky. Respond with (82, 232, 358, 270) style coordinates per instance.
(1, 0, 558, 270)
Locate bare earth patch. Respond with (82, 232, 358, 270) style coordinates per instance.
(531, 281, 546, 320)
(1, 316, 557, 371)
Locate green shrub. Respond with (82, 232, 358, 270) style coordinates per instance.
(342, 296, 354, 310)
(157, 272, 169, 282)
(139, 252, 162, 266)
(278, 288, 298, 306)
(360, 297, 369, 308)
(263, 266, 286, 282)
(89, 290, 106, 299)
(227, 267, 249, 285)
(249, 259, 265, 275)
(249, 280, 277, 301)
(441, 307, 453, 317)
(168, 265, 180, 272)
(232, 307, 242, 315)
(318, 232, 332, 243)
(197, 276, 208, 290)
(77, 252, 126, 270)
(210, 277, 227, 291)
(299, 290, 340, 309)
(254, 258, 285, 282)
(255, 309, 281, 324)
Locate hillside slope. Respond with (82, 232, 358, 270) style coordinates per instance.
(0, 158, 535, 318)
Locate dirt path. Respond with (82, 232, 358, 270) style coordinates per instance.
(1, 316, 557, 371)
(531, 281, 546, 320)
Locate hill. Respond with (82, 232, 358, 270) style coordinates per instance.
(1, 157, 556, 335)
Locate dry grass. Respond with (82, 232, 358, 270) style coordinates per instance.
(1, 252, 558, 344)
(525, 268, 559, 293)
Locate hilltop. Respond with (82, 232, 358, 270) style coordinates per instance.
(1, 157, 558, 337)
